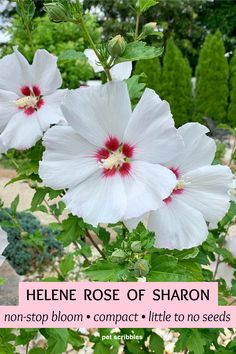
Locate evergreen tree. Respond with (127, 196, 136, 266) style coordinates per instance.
(133, 58, 162, 94)
(160, 38, 192, 127)
(195, 30, 229, 124)
(228, 50, 236, 126)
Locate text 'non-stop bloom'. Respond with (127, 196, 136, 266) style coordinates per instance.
(39, 81, 183, 226)
(0, 48, 66, 151)
(126, 123, 233, 250)
(0, 227, 9, 266)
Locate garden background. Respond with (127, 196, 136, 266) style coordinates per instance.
(0, 0, 236, 353)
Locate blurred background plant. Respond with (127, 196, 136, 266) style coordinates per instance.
(1, 0, 236, 126)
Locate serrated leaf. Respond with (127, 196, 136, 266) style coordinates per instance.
(59, 254, 74, 278)
(94, 342, 111, 354)
(126, 75, 146, 101)
(117, 42, 163, 62)
(138, 0, 158, 13)
(68, 329, 84, 350)
(31, 189, 48, 211)
(10, 195, 19, 214)
(40, 329, 68, 354)
(85, 260, 128, 281)
(149, 333, 165, 354)
(29, 349, 46, 354)
(57, 216, 85, 246)
(175, 329, 207, 354)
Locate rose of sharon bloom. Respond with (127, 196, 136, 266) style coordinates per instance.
(126, 123, 233, 250)
(39, 81, 183, 226)
(0, 48, 66, 150)
(84, 49, 132, 81)
(0, 227, 9, 266)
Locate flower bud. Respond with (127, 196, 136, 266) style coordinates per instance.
(131, 241, 142, 253)
(111, 249, 126, 263)
(44, 3, 69, 23)
(108, 35, 127, 57)
(134, 259, 150, 277)
(143, 22, 157, 35)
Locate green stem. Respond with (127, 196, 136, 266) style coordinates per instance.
(228, 136, 236, 167)
(134, 14, 140, 40)
(26, 343, 29, 354)
(78, 17, 112, 81)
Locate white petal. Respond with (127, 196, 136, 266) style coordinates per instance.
(0, 110, 43, 150)
(110, 62, 132, 80)
(32, 49, 62, 95)
(0, 139, 6, 153)
(0, 89, 18, 131)
(36, 89, 67, 130)
(63, 171, 127, 226)
(0, 48, 31, 94)
(0, 256, 6, 266)
(167, 123, 216, 174)
(124, 160, 176, 215)
(39, 125, 98, 189)
(0, 227, 8, 260)
(124, 88, 183, 163)
(124, 213, 148, 230)
(61, 81, 132, 146)
(84, 49, 103, 73)
(148, 198, 208, 250)
(180, 165, 233, 223)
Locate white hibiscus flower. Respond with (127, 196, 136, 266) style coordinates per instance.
(0, 227, 9, 266)
(39, 81, 183, 226)
(84, 49, 132, 81)
(126, 123, 233, 250)
(0, 48, 66, 151)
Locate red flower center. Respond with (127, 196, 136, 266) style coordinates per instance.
(164, 167, 184, 204)
(16, 86, 44, 116)
(96, 136, 135, 178)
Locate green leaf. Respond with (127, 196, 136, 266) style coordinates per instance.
(117, 42, 163, 62)
(25, 0, 36, 19)
(175, 329, 207, 354)
(58, 50, 85, 62)
(68, 329, 84, 350)
(173, 248, 199, 260)
(29, 349, 46, 354)
(59, 254, 74, 278)
(57, 215, 85, 246)
(97, 227, 110, 246)
(126, 75, 146, 101)
(85, 260, 128, 281)
(0, 344, 15, 354)
(149, 333, 165, 354)
(10, 195, 19, 214)
(138, 0, 158, 13)
(148, 255, 203, 281)
(40, 329, 68, 354)
(31, 188, 48, 211)
(94, 342, 111, 354)
(15, 329, 38, 345)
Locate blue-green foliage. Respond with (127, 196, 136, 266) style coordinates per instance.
(0, 210, 62, 275)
